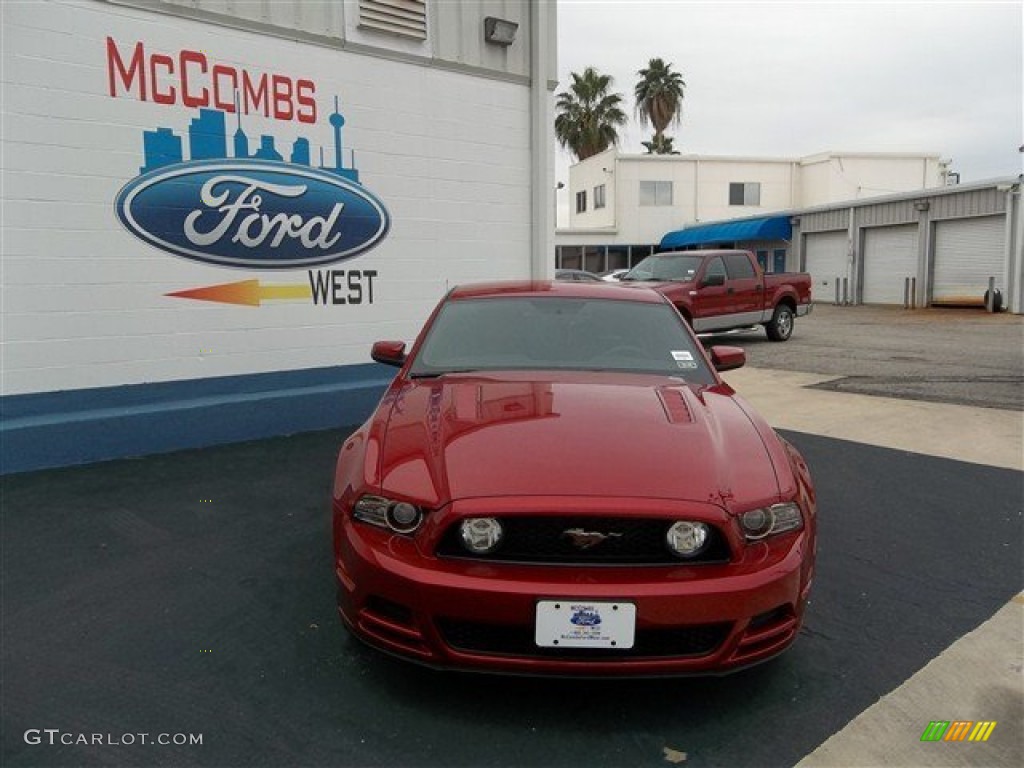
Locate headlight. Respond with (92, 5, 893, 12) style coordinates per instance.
(666, 521, 709, 557)
(460, 517, 503, 554)
(387, 501, 423, 534)
(739, 502, 803, 541)
(353, 495, 424, 534)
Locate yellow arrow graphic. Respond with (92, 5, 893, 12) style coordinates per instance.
(166, 279, 312, 307)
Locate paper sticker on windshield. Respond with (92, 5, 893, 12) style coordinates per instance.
(676, 361, 698, 369)
(671, 350, 694, 362)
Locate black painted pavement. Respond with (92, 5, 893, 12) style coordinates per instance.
(2, 429, 1021, 767)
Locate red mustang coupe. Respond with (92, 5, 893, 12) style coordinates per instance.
(332, 281, 816, 675)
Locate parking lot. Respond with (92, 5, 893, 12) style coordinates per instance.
(705, 303, 1023, 411)
(3, 305, 1023, 767)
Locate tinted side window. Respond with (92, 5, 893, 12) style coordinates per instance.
(704, 257, 727, 281)
(724, 253, 756, 279)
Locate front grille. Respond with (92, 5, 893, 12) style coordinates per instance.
(437, 618, 730, 659)
(436, 516, 730, 565)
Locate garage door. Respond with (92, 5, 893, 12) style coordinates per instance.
(804, 231, 848, 302)
(933, 216, 1006, 304)
(862, 224, 918, 304)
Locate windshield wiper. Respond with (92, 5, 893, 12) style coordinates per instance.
(409, 369, 481, 379)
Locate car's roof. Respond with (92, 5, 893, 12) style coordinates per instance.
(448, 280, 666, 303)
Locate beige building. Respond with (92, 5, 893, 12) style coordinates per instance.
(556, 148, 945, 273)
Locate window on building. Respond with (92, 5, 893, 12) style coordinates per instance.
(729, 182, 761, 206)
(559, 246, 583, 270)
(639, 180, 673, 206)
(594, 184, 606, 209)
(607, 245, 629, 270)
(755, 250, 769, 272)
(773, 248, 787, 273)
(576, 190, 587, 213)
(359, 0, 428, 40)
(584, 246, 604, 274)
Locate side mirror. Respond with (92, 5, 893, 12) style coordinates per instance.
(702, 273, 726, 288)
(709, 345, 745, 372)
(371, 340, 407, 367)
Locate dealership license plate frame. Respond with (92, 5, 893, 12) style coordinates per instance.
(535, 600, 636, 649)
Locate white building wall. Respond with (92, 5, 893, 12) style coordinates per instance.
(433, 0, 532, 77)
(795, 159, 831, 209)
(692, 159, 795, 224)
(797, 153, 942, 206)
(558, 149, 942, 249)
(568, 147, 617, 228)
(621, 157, 696, 242)
(568, 154, 798, 242)
(1, 0, 543, 397)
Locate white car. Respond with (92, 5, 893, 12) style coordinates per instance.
(600, 269, 630, 282)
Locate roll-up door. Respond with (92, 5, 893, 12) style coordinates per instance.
(804, 231, 848, 301)
(862, 224, 918, 304)
(933, 216, 1006, 304)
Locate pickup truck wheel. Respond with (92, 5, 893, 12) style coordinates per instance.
(766, 304, 794, 341)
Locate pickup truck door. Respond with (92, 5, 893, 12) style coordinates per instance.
(693, 256, 731, 320)
(723, 252, 763, 317)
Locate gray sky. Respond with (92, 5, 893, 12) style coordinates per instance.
(554, 0, 1023, 220)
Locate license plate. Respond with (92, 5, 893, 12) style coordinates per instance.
(535, 600, 636, 649)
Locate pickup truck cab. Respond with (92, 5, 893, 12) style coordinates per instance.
(620, 249, 813, 341)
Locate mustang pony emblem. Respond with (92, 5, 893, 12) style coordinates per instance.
(562, 528, 624, 550)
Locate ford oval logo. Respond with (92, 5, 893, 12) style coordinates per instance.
(115, 160, 390, 269)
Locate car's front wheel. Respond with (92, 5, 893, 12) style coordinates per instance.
(765, 304, 794, 341)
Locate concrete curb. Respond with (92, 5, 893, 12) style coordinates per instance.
(797, 595, 1024, 768)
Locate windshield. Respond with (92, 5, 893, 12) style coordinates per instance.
(623, 253, 703, 282)
(409, 297, 715, 384)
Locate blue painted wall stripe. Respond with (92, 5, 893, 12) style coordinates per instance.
(0, 364, 395, 475)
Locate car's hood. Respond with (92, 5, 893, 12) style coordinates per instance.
(376, 372, 780, 511)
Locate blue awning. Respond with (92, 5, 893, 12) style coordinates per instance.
(660, 216, 792, 249)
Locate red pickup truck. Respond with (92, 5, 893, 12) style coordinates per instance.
(620, 249, 813, 341)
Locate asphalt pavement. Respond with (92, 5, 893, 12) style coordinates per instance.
(704, 304, 1023, 411)
(3, 425, 1021, 767)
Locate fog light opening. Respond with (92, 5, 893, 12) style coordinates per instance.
(666, 521, 709, 558)
(460, 517, 504, 554)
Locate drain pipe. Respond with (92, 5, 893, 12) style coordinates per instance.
(529, 1, 555, 279)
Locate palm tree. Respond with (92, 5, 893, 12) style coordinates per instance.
(641, 135, 680, 155)
(634, 58, 686, 149)
(554, 67, 628, 162)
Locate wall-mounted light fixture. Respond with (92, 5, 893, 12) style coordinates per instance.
(913, 201, 930, 212)
(484, 17, 518, 46)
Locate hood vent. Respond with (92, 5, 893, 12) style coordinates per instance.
(656, 387, 694, 424)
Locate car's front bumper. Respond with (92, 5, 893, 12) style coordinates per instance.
(334, 501, 814, 676)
